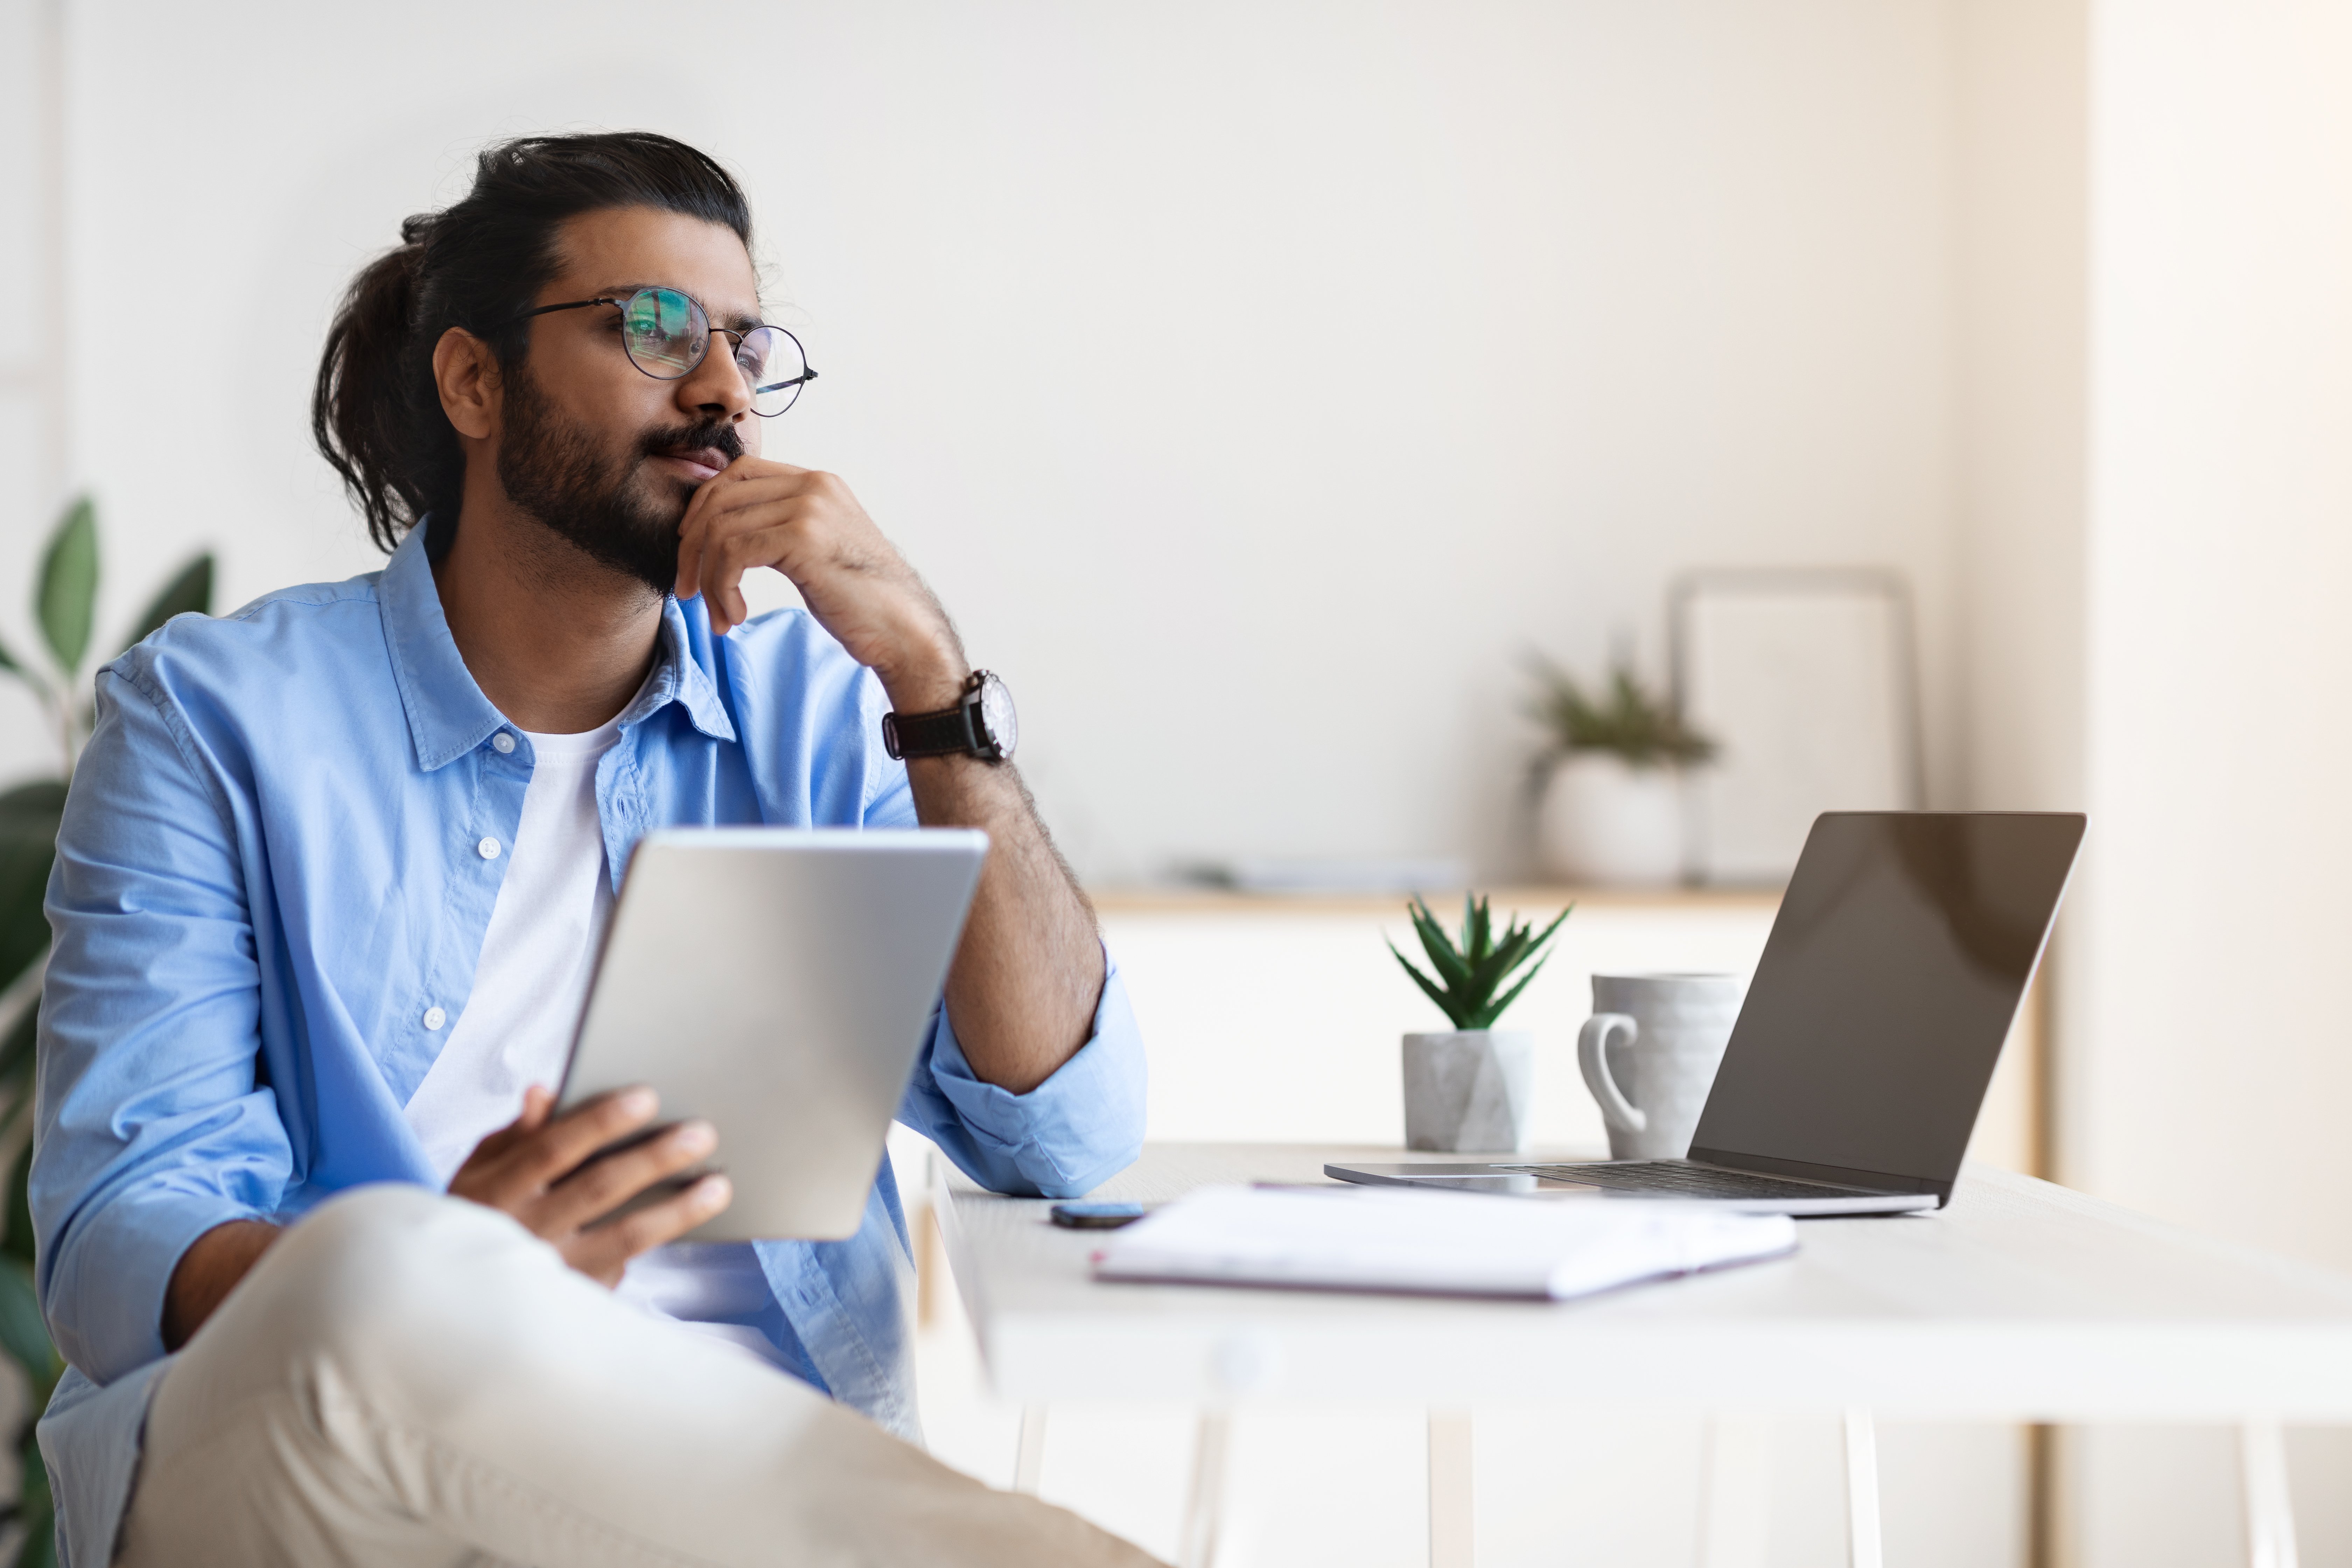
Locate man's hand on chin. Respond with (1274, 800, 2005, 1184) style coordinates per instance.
(671, 458, 967, 710)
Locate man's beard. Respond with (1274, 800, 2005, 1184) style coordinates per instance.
(495, 363, 744, 595)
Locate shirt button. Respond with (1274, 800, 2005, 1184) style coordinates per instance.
(422, 1006, 447, 1030)
(491, 732, 516, 754)
(478, 837, 502, 860)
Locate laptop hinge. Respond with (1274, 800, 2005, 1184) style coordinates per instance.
(1686, 1147, 1952, 1206)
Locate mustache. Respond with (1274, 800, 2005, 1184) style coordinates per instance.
(637, 420, 746, 468)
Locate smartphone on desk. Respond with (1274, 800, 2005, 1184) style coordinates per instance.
(1050, 1201, 1145, 1230)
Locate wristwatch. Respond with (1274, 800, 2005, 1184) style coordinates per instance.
(882, 670, 1017, 763)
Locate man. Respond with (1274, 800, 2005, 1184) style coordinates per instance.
(32, 131, 1155, 1566)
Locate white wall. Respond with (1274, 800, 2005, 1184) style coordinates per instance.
(0, 0, 1966, 888)
(1953, 0, 2087, 821)
(2060, 1, 2352, 1562)
(0, 0, 59, 776)
(2071, 0, 2352, 1271)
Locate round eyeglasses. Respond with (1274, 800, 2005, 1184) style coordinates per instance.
(505, 286, 817, 418)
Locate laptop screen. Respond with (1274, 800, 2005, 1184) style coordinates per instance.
(1688, 812, 2085, 1189)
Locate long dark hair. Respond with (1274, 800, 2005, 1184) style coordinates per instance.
(312, 131, 754, 552)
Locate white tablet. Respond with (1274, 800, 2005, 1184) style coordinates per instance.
(558, 826, 987, 1241)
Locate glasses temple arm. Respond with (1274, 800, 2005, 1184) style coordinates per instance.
(499, 298, 620, 329)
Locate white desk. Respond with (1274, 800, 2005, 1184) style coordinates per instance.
(937, 1144, 2352, 1568)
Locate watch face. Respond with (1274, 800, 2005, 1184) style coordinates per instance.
(977, 674, 1018, 759)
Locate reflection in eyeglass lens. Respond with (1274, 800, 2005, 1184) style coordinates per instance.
(621, 288, 705, 377)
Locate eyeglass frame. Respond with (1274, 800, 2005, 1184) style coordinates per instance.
(499, 286, 819, 416)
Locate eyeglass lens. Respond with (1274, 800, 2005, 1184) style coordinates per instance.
(619, 288, 706, 377)
(617, 288, 811, 418)
(737, 327, 811, 419)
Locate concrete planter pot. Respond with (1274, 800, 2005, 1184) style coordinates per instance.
(1401, 1030, 1535, 1153)
(1536, 752, 1684, 887)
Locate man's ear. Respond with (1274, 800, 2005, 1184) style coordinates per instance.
(432, 327, 502, 442)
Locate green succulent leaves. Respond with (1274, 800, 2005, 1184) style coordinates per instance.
(1387, 893, 1572, 1031)
(1, 496, 216, 785)
(123, 554, 215, 655)
(2, 497, 217, 691)
(35, 498, 98, 678)
(1526, 654, 1714, 769)
(0, 783, 66, 1001)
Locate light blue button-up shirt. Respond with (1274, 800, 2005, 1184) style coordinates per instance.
(30, 522, 1146, 1566)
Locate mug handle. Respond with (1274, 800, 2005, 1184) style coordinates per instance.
(1577, 1013, 1648, 1135)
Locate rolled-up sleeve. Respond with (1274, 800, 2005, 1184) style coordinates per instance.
(34, 668, 291, 1383)
(861, 724, 1146, 1198)
(898, 950, 1147, 1198)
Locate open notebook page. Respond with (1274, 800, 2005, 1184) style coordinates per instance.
(1092, 1185, 1796, 1300)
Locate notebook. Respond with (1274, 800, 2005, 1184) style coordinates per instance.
(1090, 1185, 1797, 1300)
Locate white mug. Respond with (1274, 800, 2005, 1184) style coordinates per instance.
(1576, 973, 1745, 1161)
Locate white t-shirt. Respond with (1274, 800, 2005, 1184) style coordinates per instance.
(402, 719, 791, 1370)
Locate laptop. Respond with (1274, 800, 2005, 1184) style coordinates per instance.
(1325, 811, 2086, 1216)
(558, 827, 988, 1242)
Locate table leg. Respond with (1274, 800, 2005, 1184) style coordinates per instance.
(1428, 1410, 1475, 1568)
(1014, 1405, 1048, 1494)
(1178, 1413, 1233, 1568)
(1696, 1418, 1772, 1568)
(2239, 1419, 2301, 1568)
(1842, 1409, 1883, 1568)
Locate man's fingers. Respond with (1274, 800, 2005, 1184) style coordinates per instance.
(536, 1118, 718, 1235)
(699, 521, 815, 637)
(506, 1086, 662, 1189)
(484, 1085, 554, 1147)
(701, 530, 764, 636)
(672, 467, 867, 637)
(673, 514, 703, 603)
(729, 454, 811, 481)
(673, 479, 723, 600)
(695, 471, 817, 513)
(676, 477, 812, 624)
(569, 1174, 734, 1283)
(680, 470, 817, 569)
(448, 1083, 562, 1188)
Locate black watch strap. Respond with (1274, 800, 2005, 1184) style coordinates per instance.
(881, 702, 974, 760)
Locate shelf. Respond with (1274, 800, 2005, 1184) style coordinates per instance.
(1086, 884, 1785, 917)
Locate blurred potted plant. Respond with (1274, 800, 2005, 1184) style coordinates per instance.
(0, 497, 211, 1568)
(1526, 655, 1714, 887)
(1387, 894, 1570, 1152)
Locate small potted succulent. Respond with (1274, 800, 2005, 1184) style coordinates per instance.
(1387, 894, 1572, 1152)
(1526, 656, 1714, 887)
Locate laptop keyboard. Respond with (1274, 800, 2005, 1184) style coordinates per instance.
(1494, 1162, 1879, 1200)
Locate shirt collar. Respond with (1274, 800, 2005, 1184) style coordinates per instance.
(379, 520, 737, 773)
(632, 594, 739, 744)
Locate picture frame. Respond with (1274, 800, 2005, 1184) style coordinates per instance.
(1671, 569, 1923, 886)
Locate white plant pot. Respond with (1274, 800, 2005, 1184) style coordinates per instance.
(1401, 1031, 1534, 1153)
(1536, 753, 1684, 887)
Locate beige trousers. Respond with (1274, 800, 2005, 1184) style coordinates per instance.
(115, 1185, 1160, 1568)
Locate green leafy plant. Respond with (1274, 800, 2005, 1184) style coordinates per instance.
(1526, 654, 1715, 769)
(1387, 894, 1572, 1031)
(0, 497, 212, 1568)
